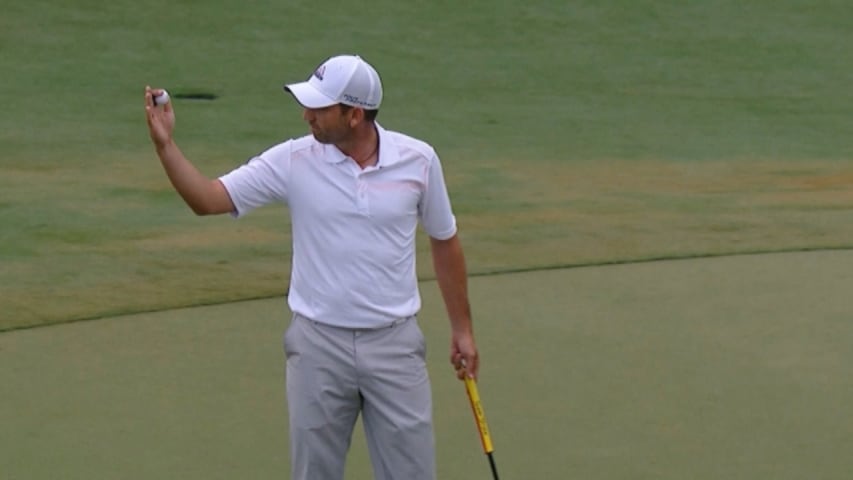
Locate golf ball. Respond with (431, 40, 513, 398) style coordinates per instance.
(153, 90, 170, 106)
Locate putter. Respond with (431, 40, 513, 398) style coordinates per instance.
(462, 361, 500, 480)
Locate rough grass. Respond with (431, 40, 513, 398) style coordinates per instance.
(2, 0, 852, 330)
(3, 155, 852, 330)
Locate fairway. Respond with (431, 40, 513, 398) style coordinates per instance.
(2, 0, 852, 330)
(3, 250, 852, 479)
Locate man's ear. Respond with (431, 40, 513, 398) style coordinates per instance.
(349, 107, 364, 128)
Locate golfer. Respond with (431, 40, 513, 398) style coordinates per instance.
(144, 54, 479, 480)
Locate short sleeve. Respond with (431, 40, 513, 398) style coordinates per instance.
(218, 141, 292, 217)
(418, 153, 457, 240)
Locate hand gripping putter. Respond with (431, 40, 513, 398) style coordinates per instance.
(462, 362, 500, 480)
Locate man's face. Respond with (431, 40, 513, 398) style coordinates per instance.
(303, 104, 352, 144)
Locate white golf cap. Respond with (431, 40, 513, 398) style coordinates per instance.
(284, 55, 383, 109)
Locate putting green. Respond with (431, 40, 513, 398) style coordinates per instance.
(2, 250, 852, 479)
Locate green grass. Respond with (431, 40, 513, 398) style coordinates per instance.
(3, 251, 852, 479)
(2, 0, 853, 330)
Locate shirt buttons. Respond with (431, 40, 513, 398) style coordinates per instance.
(356, 181, 369, 214)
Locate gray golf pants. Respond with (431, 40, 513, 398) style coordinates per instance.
(284, 313, 435, 480)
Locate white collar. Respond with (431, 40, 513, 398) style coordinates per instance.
(322, 123, 398, 167)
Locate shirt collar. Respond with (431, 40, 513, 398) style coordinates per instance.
(321, 122, 398, 167)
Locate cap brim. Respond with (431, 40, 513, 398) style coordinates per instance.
(283, 82, 337, 108)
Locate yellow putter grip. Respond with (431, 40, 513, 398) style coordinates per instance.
(464, 375, 494, 453)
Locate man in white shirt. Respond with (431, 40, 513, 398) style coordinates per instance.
(144, 54, 479, 480)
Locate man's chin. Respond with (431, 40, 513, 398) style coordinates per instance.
(311, 132, 331, 144)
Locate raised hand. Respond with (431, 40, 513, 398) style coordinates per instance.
(144, 86, 175, 148)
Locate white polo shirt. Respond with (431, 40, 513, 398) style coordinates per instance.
(219, 124, 458, 328)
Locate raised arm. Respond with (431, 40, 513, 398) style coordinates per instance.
(144, 86, 234, 216)
(430, 233, 479, 380)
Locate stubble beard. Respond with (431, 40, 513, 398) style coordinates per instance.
(312, 125, 351, 146)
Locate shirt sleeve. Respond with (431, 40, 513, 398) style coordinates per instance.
(218, 142, 292, 218)
(419, 152, 458, 240)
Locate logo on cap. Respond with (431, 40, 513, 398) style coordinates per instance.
(313, 65, 325, 81)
